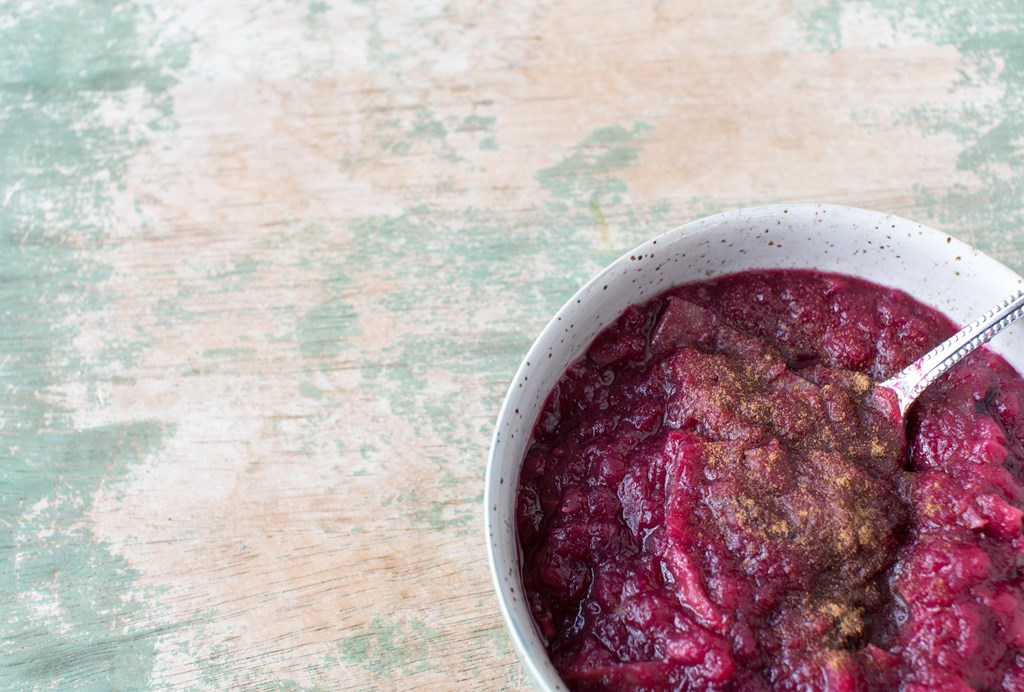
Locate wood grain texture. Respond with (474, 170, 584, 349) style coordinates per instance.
(2, 0, 1023, 688)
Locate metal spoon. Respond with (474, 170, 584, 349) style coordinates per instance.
(879, 289, 1024, 417)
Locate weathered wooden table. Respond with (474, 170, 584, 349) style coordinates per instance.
(3, 0, 1023, 688)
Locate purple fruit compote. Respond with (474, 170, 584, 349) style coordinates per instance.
(516, 269, 1024, 691)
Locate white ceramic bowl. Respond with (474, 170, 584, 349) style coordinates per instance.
(484, 203, 1024, 691)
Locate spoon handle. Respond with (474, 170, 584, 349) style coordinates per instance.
(880, 289, 1024, 417)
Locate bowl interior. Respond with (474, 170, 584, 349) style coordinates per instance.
(485, 203, 1024, 691)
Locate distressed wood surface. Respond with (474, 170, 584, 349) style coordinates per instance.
(2, 0, 1023, 689)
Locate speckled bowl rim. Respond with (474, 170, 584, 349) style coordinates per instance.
(484, 203, 1024, 691)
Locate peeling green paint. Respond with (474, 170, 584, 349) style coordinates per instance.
(337, 616, 440, 676)
(535, 121, 654, 214)
(407, 494, 479, 533)
(794, 0, 1024, 272)
(299, 380, 324, 400)
(299, 298, 360, 357)
(292, 225, 360, 359)
(0, 1, 189, 688)
(795, 0, 842, 52)
(461, 115, 496, 131)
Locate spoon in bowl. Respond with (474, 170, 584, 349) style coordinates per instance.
(879, 289, 1024, 417)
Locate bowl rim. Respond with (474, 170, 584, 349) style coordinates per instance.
(483, 202, 1024, 690)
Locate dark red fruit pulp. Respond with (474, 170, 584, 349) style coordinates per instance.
(516, 269, 1024, 691)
